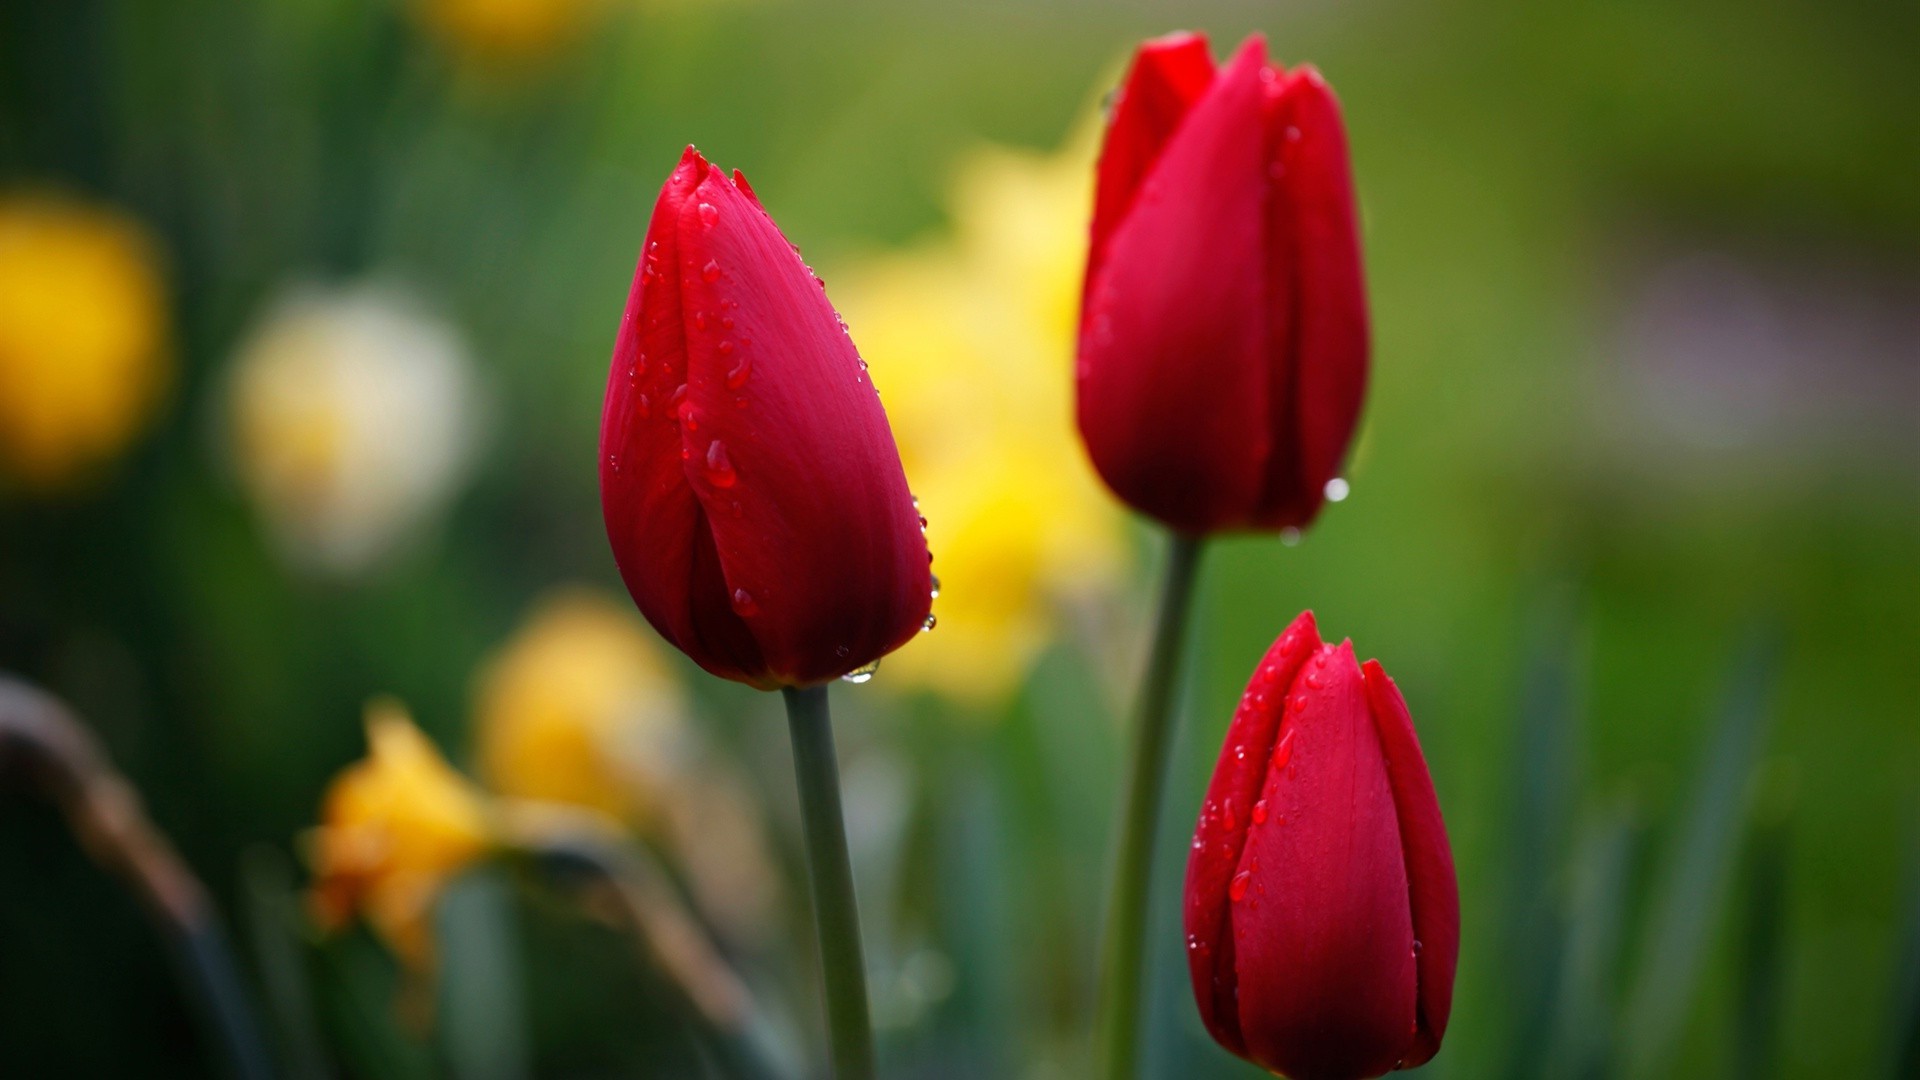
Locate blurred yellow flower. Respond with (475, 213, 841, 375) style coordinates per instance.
(0, 194, 168, 491)
(416, 0, 601, 63)
(473, 586, 783, 943)
(308, 699, 494, 970)
(832, 129, 1131, 704)
(226, 281, 481, 577)
(473, 588, 693, 826)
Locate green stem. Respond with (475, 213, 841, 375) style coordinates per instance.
(1098, 533, 1207, 1080)
(781, 685, 876, 1080)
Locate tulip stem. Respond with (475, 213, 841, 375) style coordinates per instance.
(1098, 532, 1207, 1080)
(781, 685, 876, 1080)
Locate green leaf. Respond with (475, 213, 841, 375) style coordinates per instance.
(435, 867, 532, 1080)
(1620, 630, 1780, 1078)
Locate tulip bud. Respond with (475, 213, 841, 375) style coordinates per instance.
(600, 148, 933, 690)
(1078, 33, 1368, 535)
(1184, 612, 1457, 1079)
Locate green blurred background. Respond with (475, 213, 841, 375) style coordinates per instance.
(2, 0, 1916, 1077)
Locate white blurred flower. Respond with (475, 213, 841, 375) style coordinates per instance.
(226, 281, 482, 577)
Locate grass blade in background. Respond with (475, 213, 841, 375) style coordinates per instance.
(1733, 788, 1791, 1080)
(1545, 808, 1637, 1080)
(1884, 818, 1920, 1079)
(1620, 631, 1781, 1078)
(436, 868, 532, 1080)
(240, 845, 335, 1080)
(1500, 589, 1584, 1080)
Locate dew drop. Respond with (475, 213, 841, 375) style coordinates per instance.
(1280, 527, 1302, 547)
(922, 613, 937, 632)
(1229, 871, 1252, 902)
(1324, 477, 1350, 502)
(1271, 731, 1295, 771)
(1252, 799, 1268, 825)
(718, 340, 735, 356)
(702, 260, 722, 282)
(928, 574, 941, 599)
(636, 393, 651, 419)
(730, 588, 758, 616)
(705, 440, 737, 487)
(1412, 939, 1423, 955)
(721, 315, 735, 330)
(726, 356, 752, 390)
(697, 202, 719, 227)
(1219, 798, 1238, 831)
(1233, 743, 1247, 762)
(693, 311, 710, 330)
(842, 659, 880, 684)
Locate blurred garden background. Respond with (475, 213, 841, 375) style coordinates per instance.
(1, 0, 1916, 1077)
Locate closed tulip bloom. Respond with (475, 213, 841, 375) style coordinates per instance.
(601, 148, 933, 689)
(1184, 612, 1457, 1079)
(1078, 32, 1367, 534)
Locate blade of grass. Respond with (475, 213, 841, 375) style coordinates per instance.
(1546, 808, 1637, 1080)
(1501, 589, 1584, 1080)
(1620, 630, 1780, 1078)
(239, 845, 335, 1080)
(1883, 814, 1920, 1079)
(1733, 801, 1791, 1080)
(435, 868, 531, 1080)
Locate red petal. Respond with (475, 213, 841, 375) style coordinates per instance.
(603, 148, 769, 683)
(1086, 31, 1216, 299)
(1077, 37, 1274, 533)
(673, 168, 932, 686)
(1183, 611, 1321, 1057)
(1254, 67, 1368, 527)
(1364, 659, 1459, 1067)
(1233, 641, 1415, 1080)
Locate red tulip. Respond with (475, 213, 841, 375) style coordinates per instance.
(1078, 32, 1368, 535)
(599, 147, 933, 689)
(1184, 612, 1457, 1079)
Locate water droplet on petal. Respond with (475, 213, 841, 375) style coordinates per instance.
(1324, 477, 1350, 502)
(1233, 743, 1247, 762)
(1229, 871, 1252, 902)
(1412, 939, 1423, 955)
(697, 202, 719, 227)
(730, 588, 758, 616)
(693, 311, 709, 330)
(1252, 799, 1268, 825)
(705, 440, 736, 487)
(1280, 527, 1302, 546)
(922, 613, 937, 632)
(718, 340, 735, 356)
(1220, 798, 1238, 831)
(702, 260, 722, 282)
(928, 574, 941, 599)
(842, 659, 880, 684)
(636, 393, 651, 419)
(1270, 731, 1295, 771)
(726, 356, 752, 390)
(721, 315, 735, 329)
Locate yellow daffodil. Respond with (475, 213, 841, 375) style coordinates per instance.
(308, 699, 494, 971)
(473, 588, 693, 826)
(832, 129, 1131, 705)
(415, 0, 602, 63)
(473, 587, 782, 943)
(0, 194, 168, 491)
(226, 281, 481, 577)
